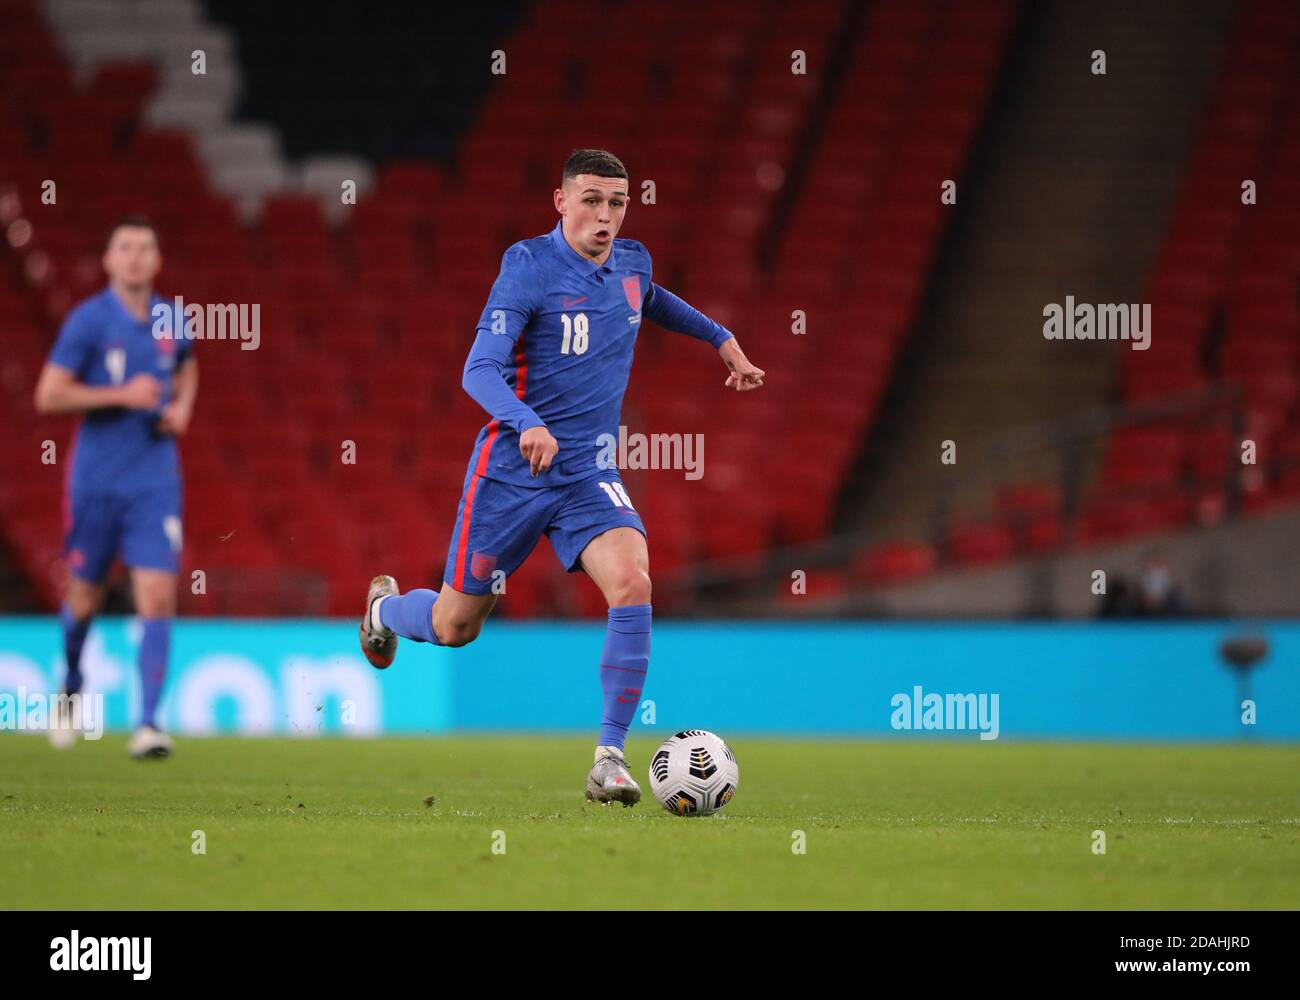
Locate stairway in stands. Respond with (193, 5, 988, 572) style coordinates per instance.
(842, 0, 1235, 543)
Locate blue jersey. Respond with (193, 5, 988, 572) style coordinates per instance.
(47, 287, 191, 493)
(464, 221, 654, 487)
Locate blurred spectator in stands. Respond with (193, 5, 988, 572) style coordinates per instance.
(1097, 575, 1133, 618)
(1098, 551, 1190, 618)
(1132, 551, 1187, 617)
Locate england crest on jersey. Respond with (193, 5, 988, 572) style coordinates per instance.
(622, 276, 641, 312)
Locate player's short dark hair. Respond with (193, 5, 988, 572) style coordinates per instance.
(562, 149, 628, 185)
(106, 214, 158, 248)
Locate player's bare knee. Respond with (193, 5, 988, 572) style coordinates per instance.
(65, 580, 101, 620)
(608, 569, 651, 608)
(134, 590, 173, 618)
(66, 594, 93, 619)
(437, 617, 482, 648)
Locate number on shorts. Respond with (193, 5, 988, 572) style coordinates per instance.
(597, 481, 634, 509)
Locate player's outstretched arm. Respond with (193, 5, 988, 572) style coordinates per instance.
(34, 363, 162, 415)
(642, 283, 765, 392)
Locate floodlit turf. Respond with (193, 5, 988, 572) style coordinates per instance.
(0, 734, 1296, 909)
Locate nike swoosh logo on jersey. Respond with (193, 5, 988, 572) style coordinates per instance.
(562, 296, 589, 307)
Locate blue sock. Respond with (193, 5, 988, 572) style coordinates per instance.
(376, 589, 443, 644)
(598, 604, 651, 750)
(60, 604, 91, 696)
(138, 618, 170, 729)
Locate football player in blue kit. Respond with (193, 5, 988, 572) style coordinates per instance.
(35, 217, 197, 758)
(360, 149, 766, 805)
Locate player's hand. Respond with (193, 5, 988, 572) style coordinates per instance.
(719, 339, 765, 392)
(157, 400, 193, 436)
(118, 374, 163, 410)
(520, 425, 558, 477)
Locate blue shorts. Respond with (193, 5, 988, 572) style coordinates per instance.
(444, 468, 646, 595)
(64, 480, 183, 581)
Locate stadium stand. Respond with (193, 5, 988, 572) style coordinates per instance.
(0, 0, 1019, 616)
(7, 0, 1293, 616)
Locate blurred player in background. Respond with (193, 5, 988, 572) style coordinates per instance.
(34, 217, 197, 758)
(361, 149, 765, 805)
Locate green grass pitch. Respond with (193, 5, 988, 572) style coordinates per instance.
(1, 734, 1296, 909)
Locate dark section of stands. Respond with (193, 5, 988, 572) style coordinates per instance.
(202, 0, 529, 163)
